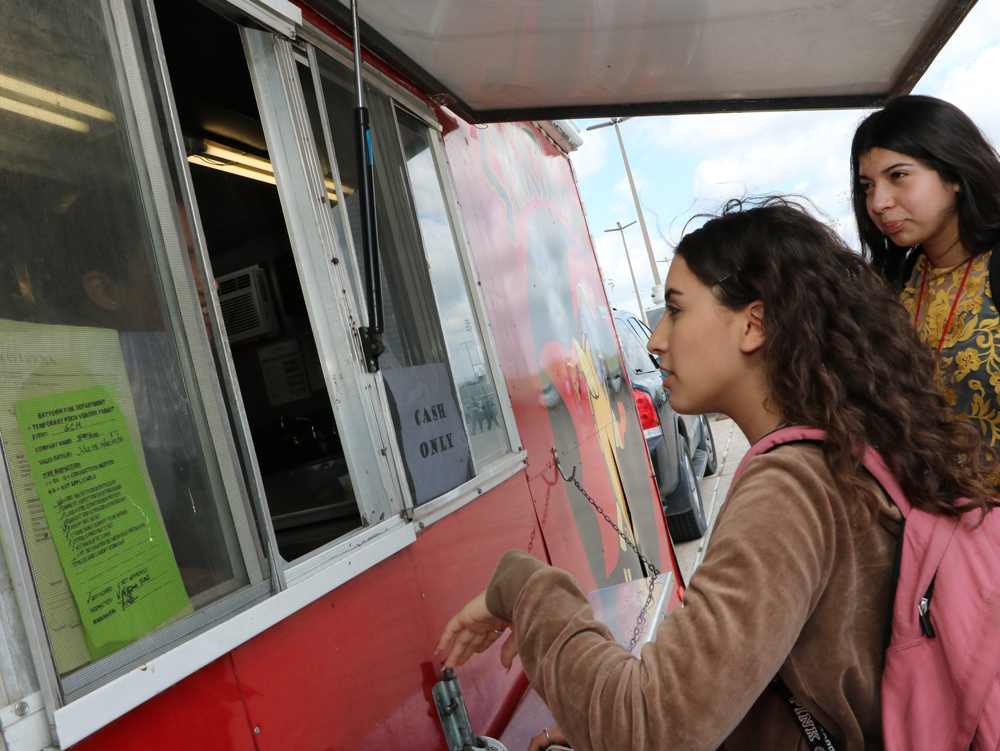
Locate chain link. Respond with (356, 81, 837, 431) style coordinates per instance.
(552, 448, 660, 654)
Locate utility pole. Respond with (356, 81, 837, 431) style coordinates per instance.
(604, 221, 648, 326)
(587, 117, 660, 290)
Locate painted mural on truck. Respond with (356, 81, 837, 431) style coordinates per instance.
(442, 115, 670, 590)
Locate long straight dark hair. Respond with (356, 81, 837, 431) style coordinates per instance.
(676, 197, 996, 521)
(851, 95, 1000, 279)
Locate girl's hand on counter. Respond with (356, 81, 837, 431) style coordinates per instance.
(528, 726, 569, 751)
(436, 590, 518, 668)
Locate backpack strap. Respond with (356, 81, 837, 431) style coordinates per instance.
(771, 676, 841, 751)
(989, 244, 1000, 312)
(732, 425, 914, 515)
(893, 246, 922, 292)
(734, 426, 958, 647)
(731, 425, 828, 479)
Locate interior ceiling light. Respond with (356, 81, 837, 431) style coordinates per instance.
(188, 139, 341, 202)
(199, 139, 274, 172)
(0, 94, 89, 132)
(0, 72, 114, 122)
(188, 154, 279, 186)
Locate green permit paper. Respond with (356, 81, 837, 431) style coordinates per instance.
(15, 383, 190, 661)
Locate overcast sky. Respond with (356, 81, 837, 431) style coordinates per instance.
(570, 0, 1000, 319)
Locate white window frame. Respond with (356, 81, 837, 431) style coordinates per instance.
(0, 0, 274, 733)
(385, 103, 526, 526)
(47, 17, 416, 747)
(297, 24, 526, 530)
(239, 28, 412, 587)
(52, 515, 414, 748)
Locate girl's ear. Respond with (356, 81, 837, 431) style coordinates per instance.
(80, 271, 121, 312)
(739, 301, 766, 355)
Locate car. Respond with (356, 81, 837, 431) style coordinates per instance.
(613, 309, 718, 542)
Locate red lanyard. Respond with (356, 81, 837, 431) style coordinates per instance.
(913, 256, 974, 361)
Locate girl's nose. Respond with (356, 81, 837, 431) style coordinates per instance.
(647, 322, 668, 356)
(870, 182, 893, 213)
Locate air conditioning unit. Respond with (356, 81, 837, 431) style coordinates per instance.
(216, 265, 280, 344)
(536, 119, 584, 153)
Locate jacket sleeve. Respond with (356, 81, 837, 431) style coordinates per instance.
(487, 447, 838, 751)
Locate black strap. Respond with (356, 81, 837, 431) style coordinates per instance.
(990, 245, 1000, 310)
(772, 676, 841, 751)
(882, 515, 907, 652)
(895, 246, 921, 290)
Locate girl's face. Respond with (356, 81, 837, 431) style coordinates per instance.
(858, 147, 961, 253)
(647, 256, 762, 416)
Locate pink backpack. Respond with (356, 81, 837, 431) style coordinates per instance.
(734, 426, 1000, 750)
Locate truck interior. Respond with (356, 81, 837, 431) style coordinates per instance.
(155, 0, 362, 562)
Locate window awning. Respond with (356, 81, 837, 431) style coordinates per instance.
(305, 0, 976, 123)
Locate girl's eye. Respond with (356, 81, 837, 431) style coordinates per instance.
(890, 171, 907, 180)
(666, 305, 681, 317)
(859, 183, 873, 193)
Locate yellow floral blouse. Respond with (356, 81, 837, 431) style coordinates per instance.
(900, 250, 1000, 486)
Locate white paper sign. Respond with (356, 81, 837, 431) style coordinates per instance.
(381, 363, 471, 504)
(258, 340, 310, 406)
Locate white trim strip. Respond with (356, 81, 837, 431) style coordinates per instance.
(53, 517, 415, 748)
(225, 0, 301, 38)
(412, 451, 527, 529)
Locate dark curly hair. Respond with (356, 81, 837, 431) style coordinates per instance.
(675, 197, 996, 521)
(851, 95, 1000, 281)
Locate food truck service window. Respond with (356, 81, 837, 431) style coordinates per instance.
(0, 0, 268, 707)
(0, 0, 523, 733)
(295, 43, 524, 525)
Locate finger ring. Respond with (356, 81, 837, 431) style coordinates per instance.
(494, 629, 504, 634)
(544, 728, 552, 744)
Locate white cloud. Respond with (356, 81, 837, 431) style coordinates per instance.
(918, 0, 1000, 77)
(568, 125, 610, 177)
(677, 110, 860, 243)
(928, 45, 1000, 148)
(612, 172, 651, 198)
(594, 226, 664, 317)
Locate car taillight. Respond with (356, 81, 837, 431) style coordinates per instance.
(634, 390, 660, 431)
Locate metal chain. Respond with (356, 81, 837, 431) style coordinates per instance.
(552, 448, 659, 654)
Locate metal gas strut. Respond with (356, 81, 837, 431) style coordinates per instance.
(433, 668, 509, 751)
(350, 0, 386, 372)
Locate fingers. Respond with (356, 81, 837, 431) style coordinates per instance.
(473, 629, 502, 654)
(443, 626, 486, 668)
(436, 612, 466, 657)
(527, 727, 565, 751)
(500, 631, 520, 669)
(435, 614, 462, 656)
(436, 589, 512, 668)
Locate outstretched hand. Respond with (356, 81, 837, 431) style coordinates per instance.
(527, 726, 568, 751)
(436, 590, 520, 669)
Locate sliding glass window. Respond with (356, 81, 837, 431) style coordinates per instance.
(303, 50, 514, 506)
(0, 0, 265, 699)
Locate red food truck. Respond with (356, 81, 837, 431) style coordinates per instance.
(0, 0, 973, 749)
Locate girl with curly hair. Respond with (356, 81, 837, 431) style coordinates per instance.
(436, 198, 995, 751)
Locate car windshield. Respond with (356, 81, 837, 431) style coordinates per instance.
(615, 319, 657, 374)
